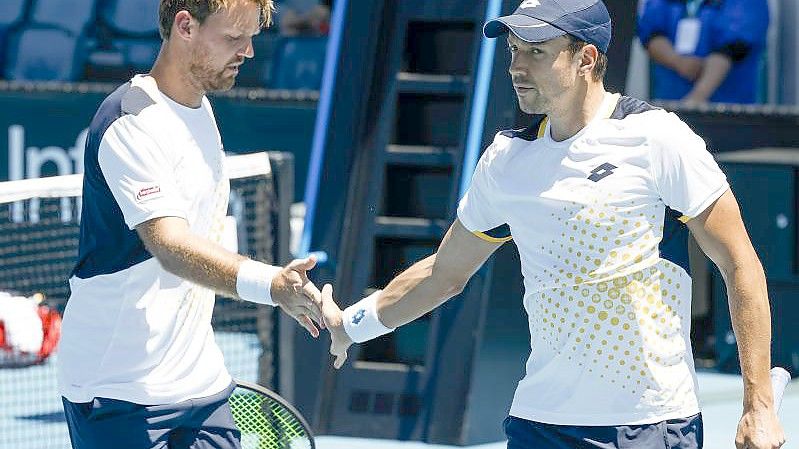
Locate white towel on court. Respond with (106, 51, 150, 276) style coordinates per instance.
(0, 291, 44, 355)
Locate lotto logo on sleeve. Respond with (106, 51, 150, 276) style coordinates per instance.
(135, 185, 163, 203)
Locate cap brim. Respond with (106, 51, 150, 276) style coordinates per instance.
(483, 14, 566, 43)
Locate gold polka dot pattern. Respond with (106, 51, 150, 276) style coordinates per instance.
(530, 190, 691, 396)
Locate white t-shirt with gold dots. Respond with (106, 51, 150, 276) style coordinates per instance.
(457, 93, 728, 425)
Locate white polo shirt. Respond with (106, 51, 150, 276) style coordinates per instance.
(458, 92, 728, 425)
(58, 75, 232, 405)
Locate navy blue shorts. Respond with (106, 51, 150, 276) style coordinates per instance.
(62, 382, 241, 449)
(504, 413, 703, 449)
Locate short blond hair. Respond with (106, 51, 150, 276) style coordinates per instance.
(159, 0, 275, 39)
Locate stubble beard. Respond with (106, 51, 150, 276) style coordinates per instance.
(189, 45, 237, 93)
(518, 91, 550, 115)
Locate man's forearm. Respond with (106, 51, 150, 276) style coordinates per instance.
(153, 232, 247, 298)
(646, 36, 681, 70)
(377, 254, 467, 328)
(685, 53, 732, 102)
(346, 219, 497, 335)
(725, 260, 774, 410)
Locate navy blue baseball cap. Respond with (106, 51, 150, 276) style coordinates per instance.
(484, 0, 612, 53)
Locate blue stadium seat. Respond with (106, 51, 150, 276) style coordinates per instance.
(237, 33, 279, 87)
(102, 0, 159, 36)
(115, 38, 160, 70)
(30, 0, 95, 34)
(85, 0, 160, 81)
(88, 39, 160, 67)
(0, 0, 28, 71)
(0, 0, 28, 28)
(269, 36, 327, 90)
(85, 37, 160, 81)
(5, 26, 84, 81)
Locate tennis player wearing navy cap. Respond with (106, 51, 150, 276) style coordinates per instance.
(320, 1, 785, 448)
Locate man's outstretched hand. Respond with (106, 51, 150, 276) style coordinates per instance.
(321, 284, 352, 369)
(271, 256, 324, 337)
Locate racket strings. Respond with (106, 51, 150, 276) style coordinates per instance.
(230, 390, 312, 449)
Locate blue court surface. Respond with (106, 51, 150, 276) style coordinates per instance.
(1, 331, 796, 449)
(318, 371, 799, 449)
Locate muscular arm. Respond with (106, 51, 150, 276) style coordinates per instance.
(688, 190, 771, 407)
(321, 219, 503, 367)
(687, 189, 784, 448)
(687, 189, 775, 398)
(377, 219, 504, 328)
(136, 216, 246, 298)
(137, 216, 324, 335)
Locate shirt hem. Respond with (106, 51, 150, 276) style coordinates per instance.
(59, 371, 232, 406)
(509, 404, 702, 426)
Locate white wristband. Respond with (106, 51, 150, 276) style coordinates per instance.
(236, 260, 283, 306)
(342, 290, 395, 343)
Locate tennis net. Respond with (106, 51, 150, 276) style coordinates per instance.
(0, 152, 285, 449)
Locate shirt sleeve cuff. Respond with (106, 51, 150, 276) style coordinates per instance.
(712, 41, 751, 62)
(126, 210, 189, 230)
(680, 181, 729, 222)
(642, 31, 667, 48)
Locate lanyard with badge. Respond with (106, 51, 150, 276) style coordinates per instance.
(674, 0, 704, 54)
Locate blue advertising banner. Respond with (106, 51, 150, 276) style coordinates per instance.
(0, 83, 317, 196)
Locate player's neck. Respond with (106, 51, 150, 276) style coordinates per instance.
(149, 46, 205, 109)
(547, 81, 608, 142)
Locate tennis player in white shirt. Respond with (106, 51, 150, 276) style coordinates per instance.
(320, 1, 785, 448)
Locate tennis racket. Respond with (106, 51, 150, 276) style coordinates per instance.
(229, 380, 315, 449)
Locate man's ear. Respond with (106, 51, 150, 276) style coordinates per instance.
(579, 43, 599, 78)
(173, 10, 195, 41)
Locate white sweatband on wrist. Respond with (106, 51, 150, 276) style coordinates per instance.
(236, 260, 283, 306)
(342, 290, 395, 343)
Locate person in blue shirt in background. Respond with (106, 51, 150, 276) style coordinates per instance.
(274, 0, 330, 36)
(637, 0, 769, 104)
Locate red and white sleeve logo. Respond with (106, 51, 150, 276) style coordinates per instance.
(135, 184, 162, 203)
